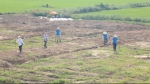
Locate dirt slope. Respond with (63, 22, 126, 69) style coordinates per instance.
(0, 14, 150, 68)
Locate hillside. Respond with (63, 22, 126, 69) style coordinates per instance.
(0, 14, 150, 83)
(1, 0, 150, 83)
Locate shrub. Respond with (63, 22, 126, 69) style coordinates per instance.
(133, 17, 142, 22)
(124, 16, 132, 21)
(32, 11, 49, 17)
(110, 15, 122, 20)
(0, 12, 2, 15)
(129, 2, 150, 8)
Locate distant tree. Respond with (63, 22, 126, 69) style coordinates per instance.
(46, 4, 48, 8)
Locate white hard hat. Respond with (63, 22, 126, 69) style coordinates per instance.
(18, 36, 20, 38)
(114, 35, 117, 37)
(103, 31, 107, 34)
(57, 27, 60, 29)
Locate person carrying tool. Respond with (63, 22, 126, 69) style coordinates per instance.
(43, 32, 49, 48)
(111, 35, 119, 53)
(103, 31, 108, 45)
(55, 27, 61, 43)
(16, 36, 25, 54)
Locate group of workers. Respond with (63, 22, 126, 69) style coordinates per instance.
(43, 27, 61, 48)
(16, 27, 119, 54)
(103, 31, 119, 53)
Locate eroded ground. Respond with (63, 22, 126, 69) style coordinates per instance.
(0, 14, 150, 83)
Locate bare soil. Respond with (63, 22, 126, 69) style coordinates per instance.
(0, 14, 150, 68)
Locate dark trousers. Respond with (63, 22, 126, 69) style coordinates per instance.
(56, 36, 61, 43)
(113, 43, 117, 51)
(19, 45, 22, 53)
(104, 39, 108, 44)
(44, 41, 47, 48)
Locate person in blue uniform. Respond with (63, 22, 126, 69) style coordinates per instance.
(55, 27, 61, 43)
(111, 35, 119, 53)
(103, 31, 108, 45)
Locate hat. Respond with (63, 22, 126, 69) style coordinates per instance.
(18, 36, 20, 38)
(114, 35, 117, 37)
(103, 31, 107, 34)
(57, 27, 60, 29)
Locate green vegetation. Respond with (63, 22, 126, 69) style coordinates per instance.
(1, 0, 150, 23)
(73, 7, 150, 19)
(0, 0, 149, 13)
(1, 0, 150, 83)
(1, 46, 150, 83)
(72, 7, 150, 23)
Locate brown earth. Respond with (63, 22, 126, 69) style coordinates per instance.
(0, 14, 150, 68)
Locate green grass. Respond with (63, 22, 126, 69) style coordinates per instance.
(0, 0, 150, 13)
(73, 7, 150, 19)
(1, 45, 150, 83)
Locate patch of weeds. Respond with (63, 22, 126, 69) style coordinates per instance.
(30, 76, 43, 81)
(28, 70, 37, 74)
(99, 74, 106, 78)
(24, 36, 43, 47)
(80, 66, 91, 72)
(0, 28, 7, 32)
(76, 61, 83, 65)
(120, 78, 131, 83)
(1, 71, 13, 76)
(79, 50, 93, 57)
(135, 48, 150, 55)
(16, 63, 33, 69)
(47, 74, 60, 78)
(37, 58, 54, 63)
(38, 66, 54, 71)
(24, 36, 55, 48)
(134, 60, 147, 65)
(55, 64, 68, 69)
(50, 79, 65, 84)
(90, 65, 106, 72)
(12, 73, 24, 79)
(85, 51, 92, 56)
(0, 77, 14, 84)
(0, 28, 24, 34)
(120, 46, 150, 56)
(87, 33, 94, 38)
(118, 46, 133, 54)
(0, 39, 16, 52)
(60, 70, 73, 76)
(75, 77, 89, 81)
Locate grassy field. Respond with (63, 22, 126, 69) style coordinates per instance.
(0, 0, 150, 13)
(1, 46, 150, 83)
(1, 0, 150, 83)
(72, 7, 150, 19)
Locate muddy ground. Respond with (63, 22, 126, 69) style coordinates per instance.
(0, 14, 150, 73)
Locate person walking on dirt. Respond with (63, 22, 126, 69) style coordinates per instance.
(43, 32, 49, 48)
(103, 31, 108, 45)
(111, 35, 119, 53)
(16, 36, 25, 54)
(55, 27, 61, 43)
